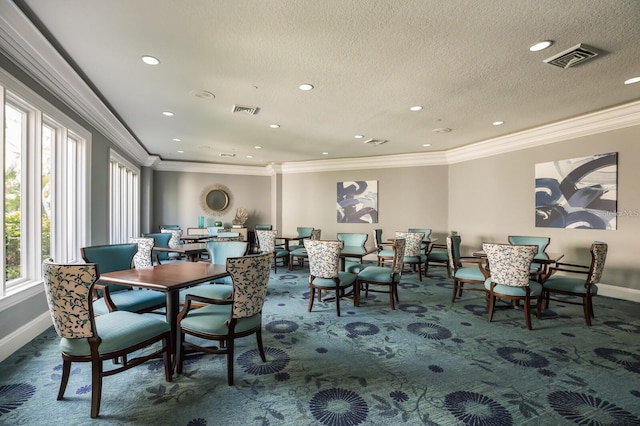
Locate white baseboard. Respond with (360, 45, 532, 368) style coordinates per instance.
(0, 312, 52, 363)
(598, 282, 640, 303)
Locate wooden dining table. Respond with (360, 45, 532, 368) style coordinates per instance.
(276, 234, 307, 251)
(99, 262, 229, 366)
(339, 245, 379, 271)
(153, 242, 208, 262)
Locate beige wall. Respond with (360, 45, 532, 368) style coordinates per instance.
(449, 125, 640, 291)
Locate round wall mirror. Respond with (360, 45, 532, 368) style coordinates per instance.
(200, 184, 233, 217)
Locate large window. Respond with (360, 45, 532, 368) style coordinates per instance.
(1, 72, 89, 299)
(109, 150, 139, 244)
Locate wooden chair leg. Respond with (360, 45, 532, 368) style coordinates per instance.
(90, 360, 103, 418)
(226, 339, 235, 386)
(487, 294, 496, 322)
(256, 329, 266, 362)
(523, 297, 533, 330)
(308, 287, 315, 312)
(57, 359, 71, 400)
(335, 287, 342, 317)
(451, 282, 458, 303)
(583, 295, 592, 326)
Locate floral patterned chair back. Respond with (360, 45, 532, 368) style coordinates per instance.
(304, 240, 343, 279)
(161, 228, 182, 248)
(391, 238, 407, 276)
(227, 253, 272, 319)
(395, 232, 424, 257)
(129, 237, 155, 268)
(256, 229, 278, 253)
(483, 243, 537, 287)
(42, 260, 98, 339)
(310, 229, 322, 240)
(589, 241, 608, 284)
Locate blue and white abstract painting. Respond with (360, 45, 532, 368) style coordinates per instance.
(337, 180, 378, 223)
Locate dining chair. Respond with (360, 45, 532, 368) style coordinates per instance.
(287, 226, 315, 251)
(129, 237, 155, 268)
(541, 241, 607, 326)
(43, 260, 172, 418)
(159, 224, 181, 230)
(143, 232, 181, 264)
(337, 232, 369, 273)
(447, 235, 488, 303)
(179, 240, 249, 305)
(289, 228, 321, 270)
(408, 228, 432, 253)
(355, 238, 406, 309)
(374, 228, 394, 266)
(305, 239, 357, 317)
(425, 241, 449, 277)
(161, 228, 183, 248)
(256, 229, 289, 272)
(395, 231, 426, 281)
(508, 235, 551, 280)
(483, 242, 542, 330)
(81, 243, 166, 315)
(177, 253, 272, 385)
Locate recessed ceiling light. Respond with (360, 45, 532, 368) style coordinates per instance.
(410, 105, 423, 111)
(190, 89, 215, 100)
(299, 83, 314, 91)
(141, 55, 160, 65)
(172, 138, 181, 142)
(354, 135, 364, 139)
(432, 127, 452, 133)
(177, 150, 184, 153)
(529, 40, 553, 52)
(624, 76, 640, 85)
(254, 146, 262, 149)
(422, 143, 431, 147)
(269, 124, 280, 128)
(246, 155, 253, 159)
(322, 152, 329, 155)
(162, 111, 174, 117)
(493, 121, 504, 126)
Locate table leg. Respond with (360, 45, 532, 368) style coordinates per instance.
(165, 291, 180, 369)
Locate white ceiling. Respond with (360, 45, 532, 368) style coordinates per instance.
(11, 0, 640, 167)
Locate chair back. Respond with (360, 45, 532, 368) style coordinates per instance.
(255, 224, 273, 231)
(81, 243, 138, 292)
(129, 237, 155, 268)
(310, 229, 322, 240)
(207, 240, 248, 264)
(43, 260, 98, 339)
(159, 225, 180, 230)
(256, 229, 278, 252)
(337, 232, 368, 247)
(161, 228, 182, 248)
(297, 227, 314, 237)
(395, 232, 424, 257)
(507, 236, 550, 254)
(227, 253, 272, 319)
(589, 241, 608, 284)
(373, 228, 384, 248)
(391, 238, 407, 276)
(304, 239, 343, 279)
(446, 235, 462, 273)
(483, 243, 536, 287)
(143, 232, 172, 261)
(408, 228, 432, 242)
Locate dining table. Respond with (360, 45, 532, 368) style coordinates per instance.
(99, 261, 229, 367)
(153, 242, 208, 262)
(276, 234, 308, 251)
(339, 245, 379, 271)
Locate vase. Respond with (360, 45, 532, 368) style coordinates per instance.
(198, 216, 204, 228)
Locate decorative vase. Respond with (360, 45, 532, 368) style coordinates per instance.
(214, 220, 222, 227)
(198, 216, 204, 228)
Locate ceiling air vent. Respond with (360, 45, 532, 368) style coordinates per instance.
(543, 43, 600, 69)
(232, 104, 260, 115)
(363, 138, 388, 146)
(219, 153, 236, 158)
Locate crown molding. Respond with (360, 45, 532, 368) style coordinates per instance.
(2, 1, 639, 176)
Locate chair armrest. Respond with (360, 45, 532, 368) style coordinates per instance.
(93, 283, 118, 312)
(179, 294, 233, 320)
(458, 257, 490, 278)
(542, 262, 589, 282)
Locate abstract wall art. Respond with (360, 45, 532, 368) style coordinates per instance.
(337, 180, 378, 223)
(535, 152, 617, 230)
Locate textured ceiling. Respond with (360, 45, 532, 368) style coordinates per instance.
(15, 0, 640, 166)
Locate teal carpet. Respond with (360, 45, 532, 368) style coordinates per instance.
(1, 264, 640, 425)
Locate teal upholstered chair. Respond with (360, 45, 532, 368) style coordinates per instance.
(143, 232, 180, 264)
(508, 235, 551, 280)
(287, 226, 314, 251)
(129, 237, 155, 268)
(337, 232, 369, 273)
(289, 229, 321, 270)
(256, 229, 289, 272)
(375, 228, 394, 266)
(179, 240, 249, 304)
(255, 224, 272, 230)
(177, 253, 272, 385)
(447, 235, 487, 303)
(541, 241, 607, 326)
(305, 239, 357, 317)
(483, 243, 542, 330)
(395, 231, 426, 281)
(425, 241, 449, 277)
(81, 243, 166, 315)
(355, 238, 406, 309)
(159, 224, 180, 230)
(43, 260, 172, 418)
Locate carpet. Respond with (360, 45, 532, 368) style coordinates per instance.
(1, 263, 639, 425)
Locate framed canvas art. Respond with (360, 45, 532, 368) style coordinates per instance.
(337, 180, 378, 223)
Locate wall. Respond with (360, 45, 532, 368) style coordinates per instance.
(449, 125, 640, 295)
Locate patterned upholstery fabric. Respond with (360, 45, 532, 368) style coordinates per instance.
(228, 253, 272, 319)
(43, 261, 97, 339)
(129, 237, 155, 268)
(161, 228, 182, 248)
(256, 230, 278, 252)
(589, 242, 608, 284)
(304, 240, 343, 279)
(391, 238, 407, 275)
(483, 243, 537, 287)
(395, 232, 424, 257)
(310, 229, 322, 240)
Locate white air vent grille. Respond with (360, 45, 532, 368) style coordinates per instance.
(219, 153, 236, 157)
(543, 44, 599, 68)
(363, 138, 388, 146)
(232, 104, 260, 115)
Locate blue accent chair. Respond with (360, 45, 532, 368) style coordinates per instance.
(447, 235, 488, 303)
(355, 238, 406, 309)
(508, 235, 551, 280)
(143, 232, 180, 263)
(337, 232, 369, 273)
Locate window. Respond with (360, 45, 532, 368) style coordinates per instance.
(109, 150, 139, 244)
(1, 70, 90, 299)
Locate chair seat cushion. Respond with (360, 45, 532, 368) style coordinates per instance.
(92, 289, 166, 316)
(357, 266, 398, 283)
(311, 272, 356, 288)
(290, 248, 307, 258)
(543, 275, 598, 295)
(60, 311, 169, 356)
(344, 261, 366, 274)
(484, 278, 543, 297)
(428, 252, 448, 261)
(377, 249, 394, 258)
(180, 303, 261, 335)
(180, 284, 234, 302)
(275, 249, 290, 257)
(454, 266, 486, 282)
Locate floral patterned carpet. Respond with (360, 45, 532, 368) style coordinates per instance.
(1, 263, 640, 425)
